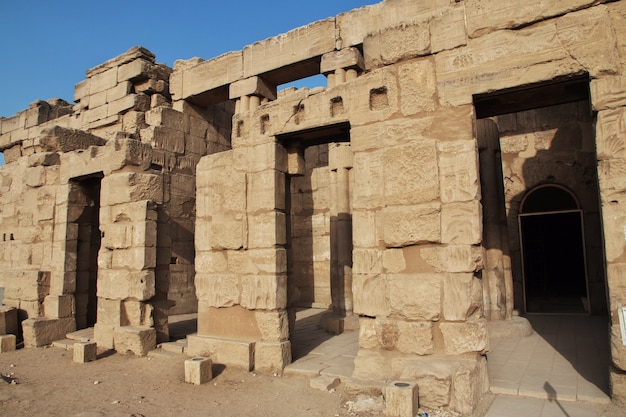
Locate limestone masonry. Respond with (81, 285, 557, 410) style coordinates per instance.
(1, 0, 626, 413)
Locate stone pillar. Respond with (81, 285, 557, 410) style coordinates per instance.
(329, 143, 353, 315)
(476, 119, 513, 320)
(321, 48, 365, 88)
(229, 76, 277, 113)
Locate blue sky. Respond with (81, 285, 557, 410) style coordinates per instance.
(0, 0, 378, 118)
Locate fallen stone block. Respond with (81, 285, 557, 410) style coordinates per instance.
(0, 334, 16, 353)
(185, 357, 213, 385)
(0, 306, 18, 335)
(385, 381, 419, 417)
(73, 341, 97, 363)
(22, 317, 76, 348)
(113, 326, 156, 356)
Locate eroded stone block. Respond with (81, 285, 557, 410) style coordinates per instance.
(113, 326, 156, 356)
(73, 341, 97, 363)
(185, 357, 213, 385)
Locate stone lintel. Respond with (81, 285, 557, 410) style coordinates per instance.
(320, 47, 365, 75)
(229, 76, 277, 101)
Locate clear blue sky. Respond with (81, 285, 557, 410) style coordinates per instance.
(0, 0, 378, 118)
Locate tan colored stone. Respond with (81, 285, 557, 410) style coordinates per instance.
(388, 273, 441, 321)
(442, 273, 483, 321)
(441, 201, 482, 245)
(439, 319, 489, 355)
(353, 274, 387, 317)
(364, 19, 431, 68)
(22, 317, 76, 347)
(0, 334, 16, 352)
(240, 274, 287, 310)
(0, 306, 18, 335)
(383, 140, 439, 205)
(382, 204, 441, 247)
(421, 246, 483, 273)
(243, 19, 335, 78)
(255, 310, 289, 342)
(396, 320, 434, 355)
(113, 326, 156, 356)
(255, 341, 291, 373)
(187, 334, 255, 371)
(185, 356, 212, 385)
(97, 269, 155, 301)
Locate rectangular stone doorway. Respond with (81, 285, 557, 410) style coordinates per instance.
(69, 174, 103, 329)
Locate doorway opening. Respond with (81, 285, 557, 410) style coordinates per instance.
(520, 185, 589, 314)
(278, 123, 356, 361)
(69, 173, 103, 329)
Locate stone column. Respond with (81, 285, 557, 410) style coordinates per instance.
(329, 143, 353, 316)
(229, 76, 277, 113)
(477, 119, 513, 320)
(321, 48, 365, 88)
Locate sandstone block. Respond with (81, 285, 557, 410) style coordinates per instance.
(441, 201, 482, 245)
(187, 334, 255, 371)
(180, 52, 243, 102)
(0, 334, 16, 353)
(364, 20, 431, 69)
(421, 246, 483, 273)
(610, 366, 626, 405)
(438, 140, 480, 203)
(229, 76, 277, 101)
(385, 381, 419, 417)
(98, 269, 155, 301)
(398, 58, 437, 115)
(359, 317, 378, 349)
(240, 274, 287, 310)
(0, 306, 18, 335)
(39, 126, 106, 153)
(101, 173, 162, 206)
(97, 298, 122, 326)
(208, 219, 246, 250)
(353, 273, 387, 317)
(396, 320, 434, 355)
(611, 323, 626, 371)
(89, 67, 117, 95)
(185, 357, 213, 385)
(74, 79, 90, 103)
(243, 19, 335, 78)
(382, 204, 441, 247)
(4, 270, 50, 302)
(44, 294, 75, 319)
(387, 273, 441, 321)
(255, 310, 289, 342)
(442, 273, 483, 321)
(113, 326, 156, 356)
(430, 5, 466, 53)
(145, 106, 184, 130)
(94, 323, 115, 349)
(439, 320, 488, 355)
(255, 341, 291, 373)
(73, 341, 97, 363)
(321, 47, 365, 74)
(195, 273, 240, 307)
(22, 317, 76, 347)
(247, 212, 286, 249)
(383, 140, 439, 205)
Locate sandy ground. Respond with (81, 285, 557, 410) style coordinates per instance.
(0, 346, 360, 417)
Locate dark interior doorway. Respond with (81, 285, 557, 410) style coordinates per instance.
(520, 186, 588, 314)
(71, 174, 103, 329)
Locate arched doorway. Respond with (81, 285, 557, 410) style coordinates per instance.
(519, 185, 589, 314)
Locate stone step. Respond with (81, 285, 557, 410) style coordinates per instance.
(159, 339, 187, 354)
(66, 327, 94, 342)
(51, 338, 77, 350)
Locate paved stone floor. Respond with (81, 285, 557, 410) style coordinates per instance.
(284, 310, 614, 417)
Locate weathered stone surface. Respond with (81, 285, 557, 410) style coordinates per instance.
(388, 273, 441, 321)
(73, 341, 97, 363)
(0, 334, 16, 352)
(421, 246, 483, 273)
(364, 19, 431, 68)
(185, 356, 213, 385)
(385, 380, 419, 417)
(22, 317, 76, 347)
(255, 341, 291, 373)
(383, 140, 439, 205)
(353, 273, 387, 317)
(442, 273, 483, 321)
(3, 271, 50, 302)
(187, 334, 255, 371)
(243, 19, 336, 78)
(0, 306, 18, 335)
(441, 201, 482, 245)
(439, 320, 489, 355)
(382, 204, 441, 247)
(113, 326, 156, 356)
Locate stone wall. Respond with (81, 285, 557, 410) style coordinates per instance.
(1, 0, 626, 413)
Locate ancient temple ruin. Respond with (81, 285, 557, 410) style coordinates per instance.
(1, 0, 626, 413)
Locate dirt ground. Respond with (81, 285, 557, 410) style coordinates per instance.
(0, 345, 622, 417)
(0, 346, 359, 417)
